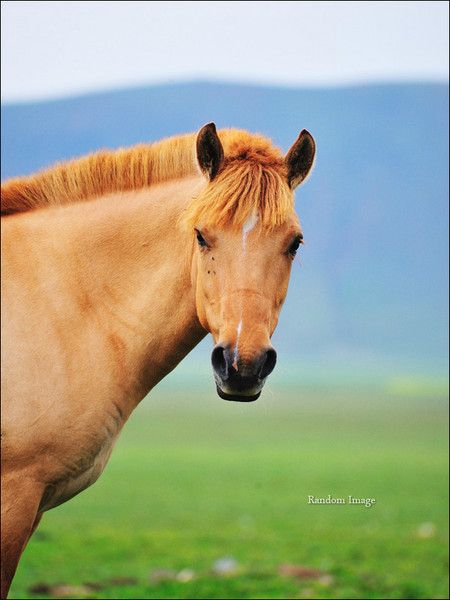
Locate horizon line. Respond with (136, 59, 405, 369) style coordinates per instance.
(2, 76, 448, 106)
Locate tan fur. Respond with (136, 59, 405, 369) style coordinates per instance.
(1, 127, 314, 597)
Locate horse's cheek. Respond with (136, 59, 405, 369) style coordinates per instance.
(194, 278, 210, 332)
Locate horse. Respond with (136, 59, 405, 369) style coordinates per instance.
(0, 123, 315, 597)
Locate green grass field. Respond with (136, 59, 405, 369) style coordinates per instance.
(9, 380, 449, 599)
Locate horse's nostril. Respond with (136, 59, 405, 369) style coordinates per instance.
(259, 348, 277, 379)
(211, 345, 228, 379)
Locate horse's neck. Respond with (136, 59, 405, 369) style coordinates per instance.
(16, 176, 206, 413)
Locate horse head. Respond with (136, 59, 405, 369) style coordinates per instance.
(188, 123, 315, 401)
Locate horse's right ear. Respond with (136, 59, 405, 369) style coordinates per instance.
(196, 123, 224, 181)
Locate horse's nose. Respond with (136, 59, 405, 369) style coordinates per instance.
(211, 345, 277, 382)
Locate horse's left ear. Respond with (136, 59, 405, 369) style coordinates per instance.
(196, 123, 224, 181)
(285, 130, 316, 190)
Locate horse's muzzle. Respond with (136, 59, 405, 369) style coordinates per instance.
(211, 344, 277, 402)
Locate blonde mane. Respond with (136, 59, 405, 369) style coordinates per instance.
(1, 129, 294, 228)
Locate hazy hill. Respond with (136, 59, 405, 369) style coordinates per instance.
(1, 82, 448, 378)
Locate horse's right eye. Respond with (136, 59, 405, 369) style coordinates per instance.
(195, 229, 208, 248)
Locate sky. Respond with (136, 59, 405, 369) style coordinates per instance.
(1, 0, 448, 102)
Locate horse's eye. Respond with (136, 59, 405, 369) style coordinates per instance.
(288, 235, 303, 257)
(195, 229, 208, 248)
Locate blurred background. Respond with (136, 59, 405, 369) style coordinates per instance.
(2, 2, 448, 599)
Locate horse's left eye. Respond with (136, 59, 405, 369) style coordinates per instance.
(195, 229, 208, 248)
(288, 235, 303, 257)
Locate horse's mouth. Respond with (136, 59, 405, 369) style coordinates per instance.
(216, 385, 261, 403)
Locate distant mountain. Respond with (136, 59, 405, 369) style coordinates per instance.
(1, 82, 448, 376)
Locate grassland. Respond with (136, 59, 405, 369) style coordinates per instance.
(8, 379, 449, 599)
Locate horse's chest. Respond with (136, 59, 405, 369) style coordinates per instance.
(39, 435, 117, 512)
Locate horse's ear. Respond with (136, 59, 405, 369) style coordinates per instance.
(285, 130, 316, 190)
(196, 123, 224, 181)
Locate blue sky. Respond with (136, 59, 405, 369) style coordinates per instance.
(1, 1, 448, 101)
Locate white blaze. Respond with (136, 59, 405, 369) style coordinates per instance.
(232, 319, 242, 369)
(242, 212, 258, 251)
